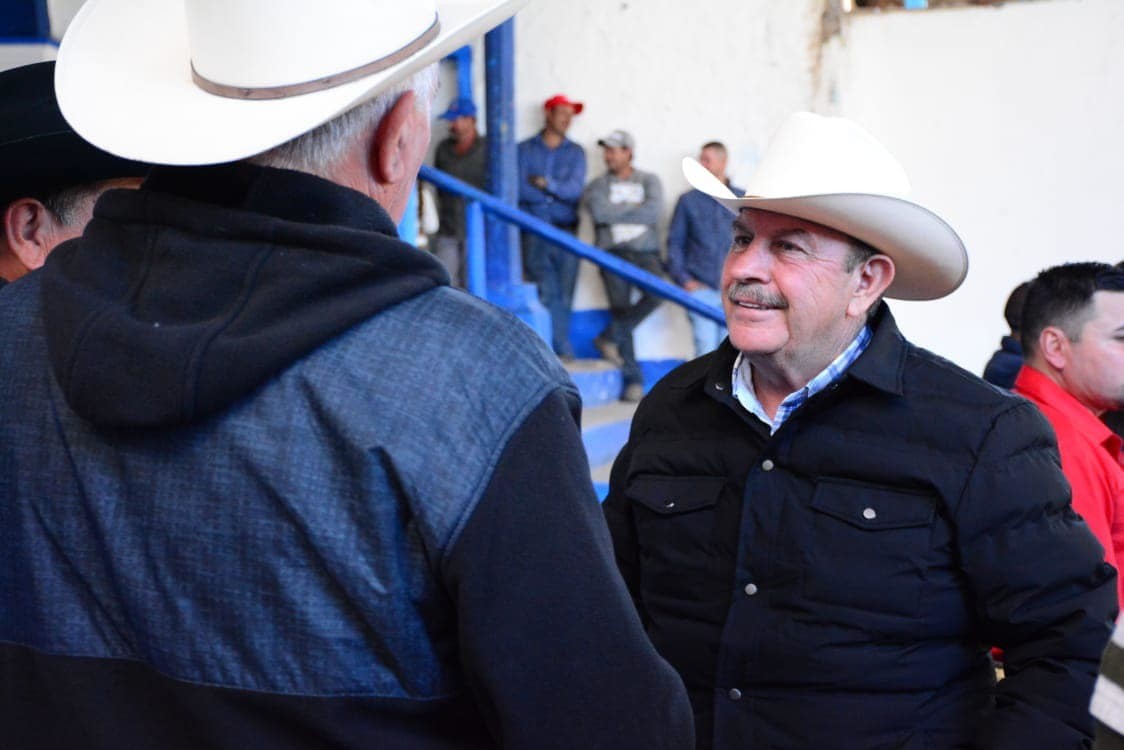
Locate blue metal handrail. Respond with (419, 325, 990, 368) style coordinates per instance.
(419, 164, 725, 324)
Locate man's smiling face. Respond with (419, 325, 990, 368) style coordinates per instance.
(723, 208, 877, 376)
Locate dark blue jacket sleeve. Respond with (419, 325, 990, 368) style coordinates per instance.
(959, 401, 1117, 749)
(666, 195, 691, 286)
(443, 388, 693, 749)
(544, 144, 586, 204)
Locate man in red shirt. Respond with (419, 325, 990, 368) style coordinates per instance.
(1015, 261, 1124, 604)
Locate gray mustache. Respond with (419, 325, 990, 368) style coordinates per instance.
(727, 283, 788, 309)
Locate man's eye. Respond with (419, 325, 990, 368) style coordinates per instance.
(732, 235, 752, 249)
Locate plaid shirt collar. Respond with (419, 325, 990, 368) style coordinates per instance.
(732, 325, 872, 434)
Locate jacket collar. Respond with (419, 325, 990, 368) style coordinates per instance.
(842, 303, 907, 396)
(42, 162, 448, 428)
(693, 301, 907, 398)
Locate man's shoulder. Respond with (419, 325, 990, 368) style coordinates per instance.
(902, 339, 1022, 408)
(0, 272, 45, 347)
(1016, 371, 1114, 461)
(675, 187, 712, 209)
(584, 172, 610, 191)
(326, 287, 570, 388)
(560, 137, 585, 154)
(889, 339, 1049, 450)
(635, 350, 727, 415)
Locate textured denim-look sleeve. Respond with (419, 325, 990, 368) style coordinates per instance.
(958, 400, 1117, 749)
(442, 389, 693, 749)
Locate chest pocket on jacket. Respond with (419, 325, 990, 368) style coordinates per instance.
(805, 479, 937, 619)
(627, 475, 728, 605)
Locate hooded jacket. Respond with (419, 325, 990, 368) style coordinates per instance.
(605, 304, 1116, 750)
(0, 163, 693, 749)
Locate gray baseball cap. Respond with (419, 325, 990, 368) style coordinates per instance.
(597, 129, 635, 150)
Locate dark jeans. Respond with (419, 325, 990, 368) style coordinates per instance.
(598, 248, 664, 386)
(523, 229, 579, 357)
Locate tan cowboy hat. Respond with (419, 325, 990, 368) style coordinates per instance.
(55, 0, 528, 166)
(683, 112, 968, 300)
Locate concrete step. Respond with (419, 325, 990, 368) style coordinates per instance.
(591, 459, 614, 502)
(581, 400, 637, 502)
(565, 358, 622, 408)
(564, 356, 685, 502)
(582, 400, 637, 467)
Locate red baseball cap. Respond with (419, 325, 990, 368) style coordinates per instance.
(543, 94, 584, 114)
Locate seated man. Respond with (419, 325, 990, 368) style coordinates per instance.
(0, 61, 147, 286)
(584, 129, 664, 401)
(605, 111, 1116, 749)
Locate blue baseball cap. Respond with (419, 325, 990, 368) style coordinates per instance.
(440, 97, 477, 120)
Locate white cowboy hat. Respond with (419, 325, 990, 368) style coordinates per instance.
(55, 0, 528, 166)
(683, 112, 968, 300)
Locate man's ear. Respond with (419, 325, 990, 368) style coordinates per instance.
(3, 198, 57, 273)
(1038, 326, 1071, 371)
(371, 90, 421, 186)
(846, 254, 895, 319)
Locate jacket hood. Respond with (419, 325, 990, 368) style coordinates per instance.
(42, 163, 448, 428)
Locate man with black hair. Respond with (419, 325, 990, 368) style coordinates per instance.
(0, 61, 147, 286)
(982, 279, 1031, 388)
(1014, 261, 1124, 605)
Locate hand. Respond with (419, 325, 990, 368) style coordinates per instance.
(530, 176, 548, 189)
(683, 279, 704, 292)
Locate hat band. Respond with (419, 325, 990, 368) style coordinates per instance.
(191, 15, 441, 101)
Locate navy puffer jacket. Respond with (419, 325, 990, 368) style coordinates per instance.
(606, 304, 1116, 750)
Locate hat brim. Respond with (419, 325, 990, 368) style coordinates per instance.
(0, 130, 149, 206)
(56, 0, 527, 166)
(683, 157, 967, 301)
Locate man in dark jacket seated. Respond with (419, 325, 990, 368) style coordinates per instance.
(0, 1, 694, 749)
(604, 111, 1117, 750)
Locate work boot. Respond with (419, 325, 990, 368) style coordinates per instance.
(594, 334, 624, 366)
(621, 383, 644, 402)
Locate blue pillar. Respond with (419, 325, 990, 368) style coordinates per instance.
(449, 45, 474, 101)
(465, 201, 487, 297)
(483, 19, 550, 341)
(0, 0, 50, 38)
(396, 184, 419, 245)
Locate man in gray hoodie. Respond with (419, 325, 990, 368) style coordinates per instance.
(584, 129, 665, 401)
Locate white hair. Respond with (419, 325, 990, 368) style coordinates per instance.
(250, 63, 439, 178)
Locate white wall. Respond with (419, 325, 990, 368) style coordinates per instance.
(826, 0, 1124, 371)
(44, 0, 1124, 372)
(512, 0, 827, 359)
(511, 0, 1124, 372)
